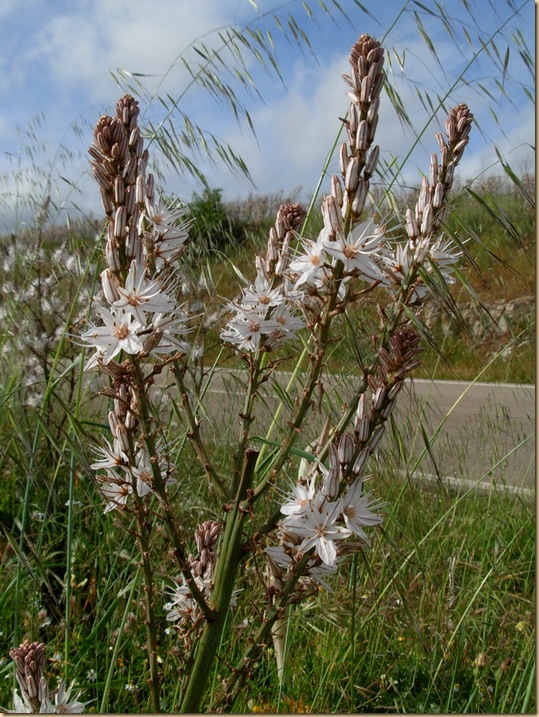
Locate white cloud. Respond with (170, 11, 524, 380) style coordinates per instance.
(0, 0, 533, 230)
(24, 0, 234, 104)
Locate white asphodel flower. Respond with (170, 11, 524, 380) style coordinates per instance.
(340, 478, 384, 544)
(130, 446, 177, 496)
(271, 302, 305, 338)
(140, 198, 190, 268)
(240, 273, 287, 309)
(90, 438, 129, 472)
(10, 681, 86, 714)
(99, 479, 132, 514)
(145, 312, 191, 356)
(427, 235, 462, 273)
(81, 306, 144, 366)
(288, 233, 330, 288)
(112, 261, 177, 323)
(164, 576, 208, 625)
(49, 681, 87, 713)
(280, 477, 319, 517)
(220, 306, 282, 352)
(322, 219, 385, 280)
(282, 499, 352, 566)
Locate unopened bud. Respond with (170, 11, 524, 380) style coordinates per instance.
(433, 181, 445, 209)
(114, 206, 126, 239)
(429, 153, 438, 187)
(339, 143, 349, 176)
(114, 176, 125, 205)
(135, 175, 146, 204)
(405, 208, 419, 241)
(352, 447, 369, 476)
(360, 75, 372, 104)
(338, 433, 355, 466)
(322, 195, 342, 234)
(345, 157, 360, 194)
(364, 145, 380, 179)
(331, 175, 343, 207)
(369, 424, 385, 451)
(420, 203, 434, 236)
(372, 385, 388, 412)
(105, 237, 121, 271)
(356, 120, 369, 152)
(101, 268, 121, 304)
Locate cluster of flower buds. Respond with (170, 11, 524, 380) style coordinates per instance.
(263, 202, 306, 278)
(82, 95, 191, 513)
(165, 520, 222, 629)
(9, 641, 85, 713)
(82, 94, 191, 369)
(339, 34, 385, 222)
(221, 204, 307, 352)
(283, 36, 387, 305)
(377, 103, 474, 303)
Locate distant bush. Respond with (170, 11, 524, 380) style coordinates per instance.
(187, 187, 248, 256)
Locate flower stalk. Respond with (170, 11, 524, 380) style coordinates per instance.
(77, 30, 473, 712)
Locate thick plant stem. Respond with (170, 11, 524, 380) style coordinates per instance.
(210, 555, 310, 712)
(180, 449, 259, 712)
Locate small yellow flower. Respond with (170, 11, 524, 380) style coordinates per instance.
(516, 621, 527, 633)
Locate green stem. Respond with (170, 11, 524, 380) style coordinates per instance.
(180, 449, 259, 712)
(132, 359, 216, 621)
(210, 554, 311, 712)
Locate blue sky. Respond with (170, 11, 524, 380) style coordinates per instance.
(0, 0, 534, 229)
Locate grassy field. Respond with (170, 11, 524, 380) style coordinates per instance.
(0, 441, 534, 712)
(0, 178, 534, 711)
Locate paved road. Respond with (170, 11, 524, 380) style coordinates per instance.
(173, 370, 535, 495)
(390, 379, 535, 493)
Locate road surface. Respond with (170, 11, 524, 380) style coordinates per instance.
(167, 369, 535, 496)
